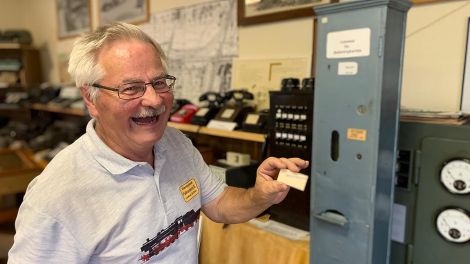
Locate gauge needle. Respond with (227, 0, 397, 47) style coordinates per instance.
(443, 218, 451, 228)
(447, 171, 456, 180)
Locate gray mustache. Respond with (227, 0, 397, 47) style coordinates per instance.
(134, 106, 166, 118)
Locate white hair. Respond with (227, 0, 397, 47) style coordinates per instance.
(67, 22, 168, 102)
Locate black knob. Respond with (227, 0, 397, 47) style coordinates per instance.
(454, 180, 466, 191)
(449, 228, 461, 239)
(302, 77, 315, 92)
(281, 78, 300, 92)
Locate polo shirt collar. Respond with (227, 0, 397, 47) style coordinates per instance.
(83, 119, 168, 175)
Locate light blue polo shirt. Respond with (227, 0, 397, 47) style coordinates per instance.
(8, 119, 226, 263)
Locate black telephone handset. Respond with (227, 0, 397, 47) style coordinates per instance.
(213, 89, 255, 126)
(224, 90, 254, 107)
(199, 92, 225, 107)
(191, 92, 224, 126)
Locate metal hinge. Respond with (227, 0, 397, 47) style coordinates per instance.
(413, 150, 422, 186)
(405, 244, 413, 264)
(406, 243, 414, 264)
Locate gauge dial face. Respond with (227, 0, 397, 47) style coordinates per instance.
(440, 159, 470, 194)
(436, 208, 470, 243)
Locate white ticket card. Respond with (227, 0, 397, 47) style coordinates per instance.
(277, 169, 309, 191)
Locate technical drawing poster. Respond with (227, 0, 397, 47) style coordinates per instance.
(141, 0, 238, 104)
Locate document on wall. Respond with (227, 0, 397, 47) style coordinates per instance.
(231, 57, 311, 109)
(140, 0, 238, 104)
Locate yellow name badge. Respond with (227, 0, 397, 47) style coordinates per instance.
(180, 178, 199, 202)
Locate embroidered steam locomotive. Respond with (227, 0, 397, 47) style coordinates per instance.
(139, 209, 200, 262)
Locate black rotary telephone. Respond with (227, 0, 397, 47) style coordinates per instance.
(191, 92, 224, 126)
(212, 89, 255, 127)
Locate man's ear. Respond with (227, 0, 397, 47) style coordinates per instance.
(80, 86, 98, 117)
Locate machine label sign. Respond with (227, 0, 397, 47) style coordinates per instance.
(338, 61, 358, 75)
(347, 128, 367, 141)
(327, 28, 371, 59)
(180, 178, 199, 202)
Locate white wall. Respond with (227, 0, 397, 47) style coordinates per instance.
(402, 0, 470, 112)
(0, 0, 468, 112)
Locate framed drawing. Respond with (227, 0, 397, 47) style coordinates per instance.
(99, 0, 150, 26)
(56, 0, 91, 39)
(238, 0, 338, 26)
(461, 18, 470, 114)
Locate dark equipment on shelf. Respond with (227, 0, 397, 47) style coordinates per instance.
(267, 77, 314, 231)
(191, 92, 224, 126)
(32, 84, 61, 104)
(47, 86, 82, 108)
(0, 30, 32, 45)
(4, 92, 29, 105)
(28, 119, 84, 152)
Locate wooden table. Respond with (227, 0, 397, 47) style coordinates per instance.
(199, 216, 309, 264)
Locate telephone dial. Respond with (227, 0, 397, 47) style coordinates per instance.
(213, 89, 255, 127)
(191, 92, 224, 126)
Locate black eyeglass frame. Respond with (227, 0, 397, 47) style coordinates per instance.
(90, 74, 176, 100)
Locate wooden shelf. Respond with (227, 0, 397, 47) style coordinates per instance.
(30, 103, 85, 116)
(0, 43, 37, 51)
(168, 121, 266, 143)
(0, 43, 25, 49)
(199, 127, 266, 143)
(167, 122, 199, 133)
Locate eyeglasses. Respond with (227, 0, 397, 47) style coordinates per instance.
(91, 74, 176, 100)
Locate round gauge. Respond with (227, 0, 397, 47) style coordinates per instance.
(440, 159, 470, 194)
(436, 208, 470, 244)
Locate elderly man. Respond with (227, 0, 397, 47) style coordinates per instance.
(8, 22, 308, 263)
